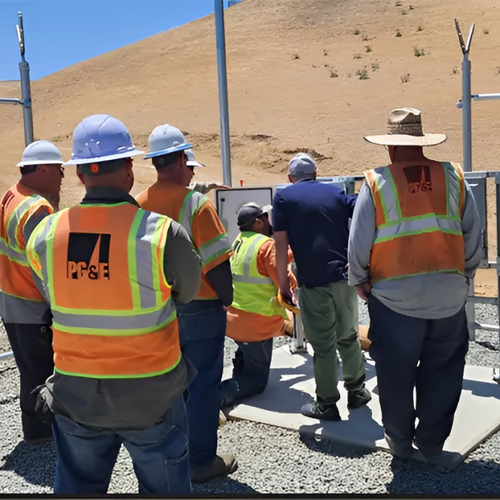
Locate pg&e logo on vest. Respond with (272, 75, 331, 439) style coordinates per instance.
(403, 165, 433, 194)
(67, 233, 111, 280)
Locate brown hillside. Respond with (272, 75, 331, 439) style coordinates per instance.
(1, 0, 499, 292)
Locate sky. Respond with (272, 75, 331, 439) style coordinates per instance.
(0, 0, 239, 81)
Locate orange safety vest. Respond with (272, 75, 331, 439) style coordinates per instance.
(136, 182, 231, 300)
(0, 183, 53, 322)
(27, 202, 181, 379)
(365, 160, 465, 282)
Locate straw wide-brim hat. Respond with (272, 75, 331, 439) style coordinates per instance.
(364, 108, 447, 147)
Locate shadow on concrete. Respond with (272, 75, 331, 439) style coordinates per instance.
(298, 405, 385, 451)
(0, 439, 55, 487)
(462, 376, 500, 399)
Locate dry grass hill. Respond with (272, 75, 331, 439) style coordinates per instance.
(0, 0, 500, 292)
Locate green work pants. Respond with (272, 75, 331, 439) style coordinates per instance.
(298, 280, 365, 405)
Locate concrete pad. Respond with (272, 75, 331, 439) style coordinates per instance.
(223, 344, 500, 465)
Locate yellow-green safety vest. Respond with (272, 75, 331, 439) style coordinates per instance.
(230, 232, 287, 319)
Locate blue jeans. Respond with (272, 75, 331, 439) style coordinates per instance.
(220, 338, 273, 407)
(52, 394, 190, 495)
(175, 299, 226, 466)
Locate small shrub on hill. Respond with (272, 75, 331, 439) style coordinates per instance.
(356, 67, 369, 80)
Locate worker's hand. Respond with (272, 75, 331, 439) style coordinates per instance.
(209, 183, 231, 191)
(279, 286, 296, 307)
(355, 282, 372, 303)
(32, 384, 54, 426)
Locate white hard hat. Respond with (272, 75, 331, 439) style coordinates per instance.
(64, 114, 144, 165)
(17, 140, 63, 167)
(144, 124, 192, 159)
(185, 149, 205, 168)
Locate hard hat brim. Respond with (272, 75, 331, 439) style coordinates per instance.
(143, 142, 193, 159)
(17, 159, 64, 167)
(186, 160, 205, 168)
(64, 148, 144, 166)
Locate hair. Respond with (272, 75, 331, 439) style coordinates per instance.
(152, 151, 184, 170)
(19, 165, 38, 175)
(289, 172, 316, 182)
(77, 158, 128, 176)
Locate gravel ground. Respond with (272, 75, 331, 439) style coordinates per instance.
(2, 300, 500, 494)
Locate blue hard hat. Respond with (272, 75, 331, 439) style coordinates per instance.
(144, 124, 192, 159)
(64, 114, 144, 165)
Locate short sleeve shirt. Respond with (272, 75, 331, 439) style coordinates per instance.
(272, 179, 355, 288)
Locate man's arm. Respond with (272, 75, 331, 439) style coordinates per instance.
(163, 221, 201, 303)
(345, 193, 357, 218)
(258, 240, 297, 290)
(348, 183, 376, 301)
(273, 231, 294, 302)
(189, 182, 230, 194)
(190, 198, 233, 305)
(206, 260, 233, 306)
(462, 181, 483, 279)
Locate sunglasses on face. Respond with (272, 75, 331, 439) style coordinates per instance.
(183, 154, 194, 172)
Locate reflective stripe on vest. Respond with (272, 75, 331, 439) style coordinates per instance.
(178, 190, 231, 268)
(231, 232, 286, 318)
(27, 203, 181, 378)
(365, 161, 465, 282)
(0, 187, 51, 322)
(179, 190, 205, 239)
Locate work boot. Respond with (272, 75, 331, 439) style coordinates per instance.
(300, 401, 341, 421)
(190, 453, 238, 483)
(384, 433, 415, 458)
(347, 386, 372, 409)
(414, 442, 463, 471)
(24, 435, 52, 445)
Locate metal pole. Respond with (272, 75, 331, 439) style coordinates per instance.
(214, 0, 232, 187)
(462, 50, 472, 173)
(289, 263, 307, 354)
(494, 175, 500, 383)
(455, 20, 477, 337)
(17, 12, 34, 146)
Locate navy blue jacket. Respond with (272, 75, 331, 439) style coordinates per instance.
(272, 179, 356, 288)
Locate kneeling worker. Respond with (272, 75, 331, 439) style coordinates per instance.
(221, 202, 296, 407)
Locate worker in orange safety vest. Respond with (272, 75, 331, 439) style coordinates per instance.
(348, 107, 482, 469)
(0, 140, 64, 444)
(27, 114, 201, 495)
